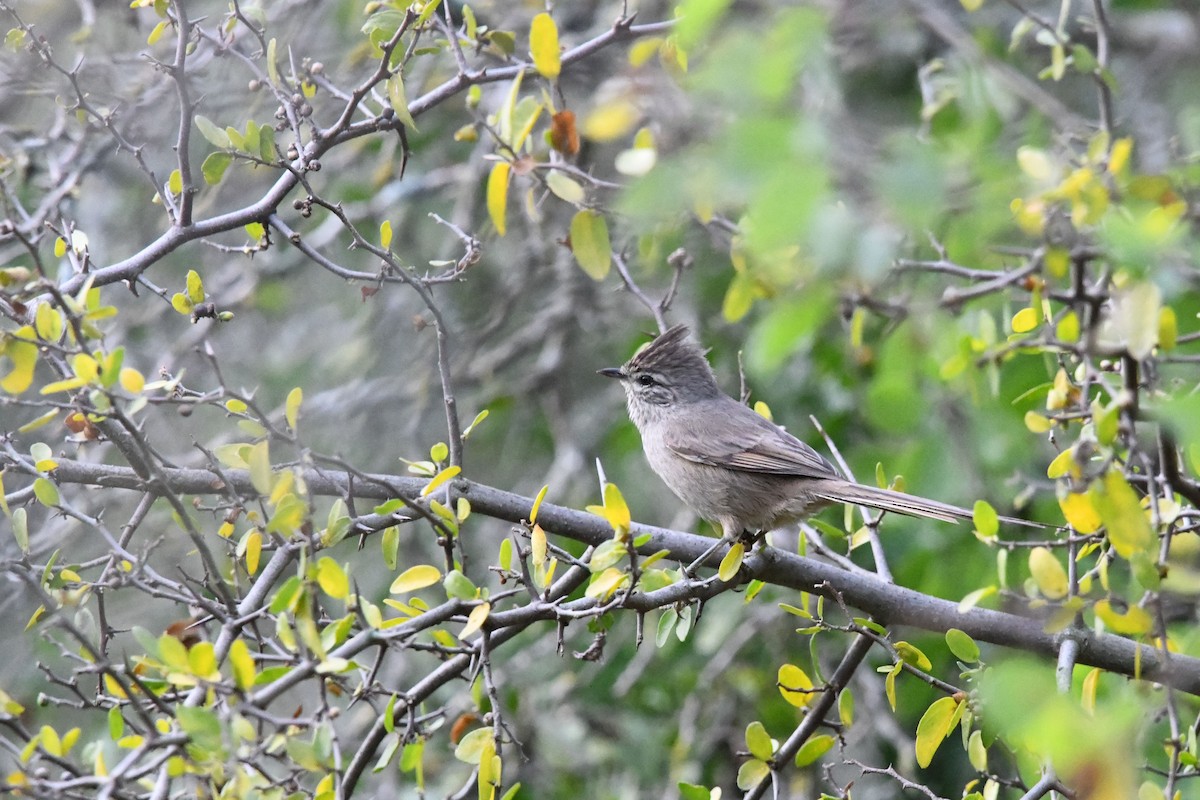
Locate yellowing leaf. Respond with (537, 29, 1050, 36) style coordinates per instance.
(1046, 448, 1077, 479)
(380, 220, 392, 250)
(185, 269, 204, 304)
(529, 13, 561, 79)
(777, 664, 814, 708)
(1058, 491, 1101, 533)
(1029, 546, 1069, 600)
(390, 565, 442, 594)
(245, 530, 262, 574)
(1011, 306, 1039, 333)
(973, 500, 998, 539)
(487, 162, 511, 237)
(248, 440, 272, 496)
(119, 368, 145, 394)
(1090, 469, 1153, 559)
(316, 557, 349, 599)
(915, 696, 962, 768)
(1093, 599, 1152, 635)
(459, 601, 490, 639)
(718, 541, 744, 582)
(569, 209, 611, 280)
(530, 485, 549, 524)
(581, 100, 638, 142)
(421, 465, 461, 497)
(285, 386, 302, 431)
(228, 638, 256, 691)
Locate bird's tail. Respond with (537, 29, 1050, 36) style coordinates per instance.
(812, 481, 1043, 529)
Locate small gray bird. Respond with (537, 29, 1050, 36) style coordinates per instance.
(600, 324, 1024, 541)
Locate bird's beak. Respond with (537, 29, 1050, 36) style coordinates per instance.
(597, 367, 624, 380)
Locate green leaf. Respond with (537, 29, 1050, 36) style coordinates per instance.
(794, 734, 835, 767)
(945, 628, 980, 663)
(194, 115, 231, 149)
(33, 478, 59, 507)
(386, 73, 419, 131)
(569, 210, 611, 280)
(744, 720, 773, 761)
(443, 569, 477, 600)
(735, 759, 770, 791)
(973, 500, 998, 539)
(201, 151, 232, 185)
(248, 440, 271, 495)
(176, 706, 222, 752)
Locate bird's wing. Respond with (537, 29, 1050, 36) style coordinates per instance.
(664, 410, 840, 479)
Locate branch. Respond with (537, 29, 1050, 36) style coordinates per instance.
(24, 457, 1200, 696)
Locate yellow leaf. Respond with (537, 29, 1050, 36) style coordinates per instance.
(1090, 469, 1153, 559)
(1158, 306, 1177, 350)
(1024, 411, 1053, 434)
(285, 386, 302, 431)
(185, 269, 204, 304)
(718, 542, 744, 582)
(973, 500, 999, 539)
(1093, 599, 1152, 635)
(459, 601, 490, 639)
(529, 485, 549, 524)
(486, 162, 510, 237)
(248, 440, 272, 495)
(531, 524, 547, 566)
(228, 638, 256, 691)
(421, 465, 461, 497)
(529, 13, 560, 79)
(390, 564, 442, 594)
(119, 368, 145, 394)
(581, 100, 638, 142)
(1059, 492, 1102, 533)
(1, 330, 38, 394)
(1046, 448, 1077, 479)
(777, 664, 813, 708)
(245, 529, 262, 575)
(1081, 667, 1101, 714)
(915, 696, 961, 768)
(316, 557, 349, 599)
(380, 220, 393, 251)
(1011, 306, 1039, 333)
(1029, 546, 1069, 600)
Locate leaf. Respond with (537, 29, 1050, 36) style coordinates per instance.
(200, 151, 232, 185)
(718, 541, 744, 582)
(1090, 469, 1153, 559)
(390, 565, 441, 594)
(945, 628, 980, 662)
(745, 720, 773, 761)
(973, 500, 998, 539)
(794, 734, 835, 767)
(459, 601, 490, 639)
(33, 478, 59, 507)
(1093, 599, 1152, 635)
(1059, 491, 1102, 533)
(1011, 307, 1039, 333)
(248, 440, 272, 495)
(380, 220, 393, 250)
(228, 638, 256, 691)
(443, 569, 477, 600)
(486, 162, 511, 237)
(735, 759, 769, 791)
(894, 641, 932, 670)
(244, 529, 262, 574)
(316, 557, 349, 599)
(384, 72, 419, 131)
(421, 465, 461, 497)
(545, 170, 585, 204)
(915, 696, 961, 768)
(453, 728, 493, 764)
(529, 485, 549, 524)
(569, 209, 611, 280)
(777, 664, 814, 708)
(285, 386, 302, 431)
(529, 13, 561, 78)
(194, 116, 231, 149)
(1028, 546, 1069, 600)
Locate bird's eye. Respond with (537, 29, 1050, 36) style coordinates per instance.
(635, 374, 656, 387)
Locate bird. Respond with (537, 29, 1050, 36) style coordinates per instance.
(599, 324, 1034, 545)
